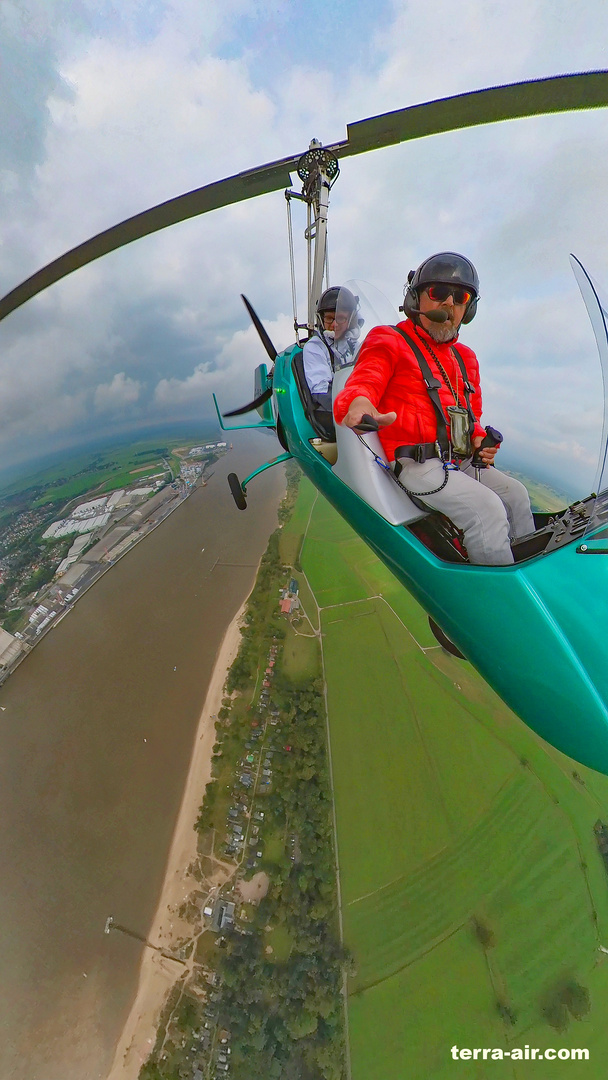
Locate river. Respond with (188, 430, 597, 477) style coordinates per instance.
(0, 433, 285, 1080)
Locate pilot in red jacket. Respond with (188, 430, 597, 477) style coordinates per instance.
(333, 252, 534, 565)
(334, 318, 486, 462)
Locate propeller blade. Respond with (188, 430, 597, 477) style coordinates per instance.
(224, 387, 273, 417)
(0, 70, 606, 324)
(241, 294, 277, 362)
(338, 70, 608, 158)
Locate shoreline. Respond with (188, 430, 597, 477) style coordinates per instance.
(105, 592, 248, 1080)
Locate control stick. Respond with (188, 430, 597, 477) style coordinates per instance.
(353, 413, 380, 433)
(471, 424, 503, 468)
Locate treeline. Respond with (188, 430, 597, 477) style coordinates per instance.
(218, 679, 348, 1080)
(223, 531, 287, 696)
(143, 464, 347, 1080)
(277, 459, 302, 525)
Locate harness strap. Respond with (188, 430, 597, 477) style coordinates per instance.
(391, 326, 451, 461)
(450, 344, 476, 431)
(311, 329, 339, 373)
(394, 442, 440, 464)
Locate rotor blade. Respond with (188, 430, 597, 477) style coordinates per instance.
(0, 159, 297, 324)
(224, 387, 273, 417)
(336, 70, 608, 158)
(241, 294, 277, 362)
(0, 70, 606, 325)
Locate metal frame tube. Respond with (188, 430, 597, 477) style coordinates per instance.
(241, 452, 293, 492)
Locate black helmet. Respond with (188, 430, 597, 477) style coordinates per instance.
(403, 252, 480, 324)
(316, 286, 359, 332)
(317, 286, 358, 314)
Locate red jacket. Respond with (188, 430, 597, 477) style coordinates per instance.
(333, 318, 486, 462)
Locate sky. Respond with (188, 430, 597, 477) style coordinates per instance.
(1, 0, 608, 495)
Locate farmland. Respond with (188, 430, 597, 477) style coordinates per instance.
(284, 474, 608, 1079)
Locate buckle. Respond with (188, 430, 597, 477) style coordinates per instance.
(414, 444, 426, 463)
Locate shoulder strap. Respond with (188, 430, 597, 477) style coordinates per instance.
(450, 344, 476, 430)
(392, 325, 450, 460)
(313, 329, 338, 372)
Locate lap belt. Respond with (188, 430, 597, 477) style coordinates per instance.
(394, 442, 442, 465)
(394, 443, 471, 472)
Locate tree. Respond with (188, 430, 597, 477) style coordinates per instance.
(472, 915, 496, 949)
(542, 998, 569, 1032)
(286, 1011, 318, 1040)
(561, 979, 591, 1020)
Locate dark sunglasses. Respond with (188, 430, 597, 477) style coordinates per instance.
(425, 283, 473, 305)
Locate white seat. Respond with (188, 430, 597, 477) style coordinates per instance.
(331, 366, 427, 526)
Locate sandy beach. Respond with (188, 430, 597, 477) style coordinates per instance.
(106, 598, 248, 1080)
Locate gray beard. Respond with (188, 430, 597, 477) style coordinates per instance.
(425, 321, 458, 343)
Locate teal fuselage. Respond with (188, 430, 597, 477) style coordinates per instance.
(273, 344, 608, 776)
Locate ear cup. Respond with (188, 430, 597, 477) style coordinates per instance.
(402, 286, 419, 319)
(462, 296, 478, 324)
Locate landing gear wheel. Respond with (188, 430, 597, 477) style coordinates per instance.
(428, 617, 466, 659)
(228, 473, 247, 510)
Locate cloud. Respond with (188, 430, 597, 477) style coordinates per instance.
(154, 313, 294, 409)
(93, 371, 142, 411)
(1, 0, 608, 493)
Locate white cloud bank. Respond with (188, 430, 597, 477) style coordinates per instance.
(94, 371, 142, 412)
(0, 0, 608, 494)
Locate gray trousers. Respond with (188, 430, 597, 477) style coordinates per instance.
(395, 456, 535, 565)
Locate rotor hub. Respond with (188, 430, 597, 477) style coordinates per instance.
(297, 143, 339, 186)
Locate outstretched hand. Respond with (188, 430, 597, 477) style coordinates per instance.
(342, 396, 397, 430)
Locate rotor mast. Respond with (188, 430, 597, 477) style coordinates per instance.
(287, 140, 339, 336)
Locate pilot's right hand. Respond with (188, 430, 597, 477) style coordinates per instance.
(342, 396, 397, 429)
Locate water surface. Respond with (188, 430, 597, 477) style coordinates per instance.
(0, 434, 284, 1080)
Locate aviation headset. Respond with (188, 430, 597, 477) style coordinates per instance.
(402, 252, 480, 325)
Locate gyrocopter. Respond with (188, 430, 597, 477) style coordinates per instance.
(1, 72, 608, 773)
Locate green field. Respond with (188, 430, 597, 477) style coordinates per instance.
(288, 474, 608, 1079)
(280, 621, 320, 686)
(0, 429, 218, 508)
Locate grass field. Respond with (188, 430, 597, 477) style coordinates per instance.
(278, 476, 317, 566)
(0, 429, 216, 508)
(32, 441, 173, 506)
(287, 474, 608, 1079)
(279, 621, 320, 686)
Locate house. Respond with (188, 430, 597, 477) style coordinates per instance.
(211, 899, 235, 933)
